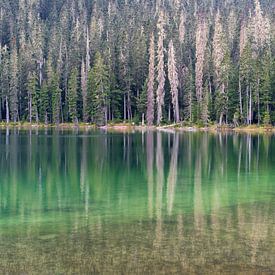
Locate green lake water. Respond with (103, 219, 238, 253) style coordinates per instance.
(0, 129, 274, 274)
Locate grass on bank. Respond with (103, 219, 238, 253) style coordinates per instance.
(0, 121, 274, 133)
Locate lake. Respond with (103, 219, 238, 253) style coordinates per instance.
(0, 129, 274, 273)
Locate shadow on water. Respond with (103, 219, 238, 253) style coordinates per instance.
(0, 129, 274, 273)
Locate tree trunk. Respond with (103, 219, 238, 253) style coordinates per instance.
(123, 93, 126, 121)
(246, 86, 249, 124)
(29, 94, 32, 124)
(249, 85, 252, 125)
(39, 61, 43, 87)
(127, 90, 131, 121)
(5, 96, 9, 124)
(257, 77, 260, 125)
(45, 111, 48, 125)
(175, 98, 180, 123)
(239, 79, 243, 118)
(219, 112, 223, 126)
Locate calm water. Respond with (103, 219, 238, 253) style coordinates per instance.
(0, 129, 274, 274)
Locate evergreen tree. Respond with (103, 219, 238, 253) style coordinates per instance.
(27, 72, 39, 123)
(10, 48, 19, 122)
(90, 52, 109, 126)
(195, 17, 208, 122)
(0, 46, 10, 123)
(51, 71, 61, 124)
(68, 68, 79, 124)
(239, 43, 254, 125)
(136, 81, 147, 126)
(156, 11, 166, 125)
(81, 58, 89, 122)
(146, 33, 155, 126)
(168, 40, 180, 123)
(213, 11, 227, 124)
(39, 82, 49, 124)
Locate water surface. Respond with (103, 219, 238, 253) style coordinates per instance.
(0, 129, 274, 273)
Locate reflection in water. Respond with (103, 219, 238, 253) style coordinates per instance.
(146, 131, 154, 219)
(0, 129, 274, 273)
(194, 144, 204, 232)
(155, 132, 164, 248)
(167, 133, 179, 216)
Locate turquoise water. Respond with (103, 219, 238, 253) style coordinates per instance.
(0, 129, 274, 273)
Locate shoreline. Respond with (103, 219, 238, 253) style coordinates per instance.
(0, 122, 274, 134)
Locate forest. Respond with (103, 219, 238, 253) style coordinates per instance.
(0, 0, 274, 126)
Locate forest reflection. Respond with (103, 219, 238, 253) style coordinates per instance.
(0, 129, 274, 272)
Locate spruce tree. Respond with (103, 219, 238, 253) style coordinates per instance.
(39, 82, 49, 124)
(156, 11, 166, 125)
(168, 40, 180, 123)
(68, 68, 78, 124)
(27, 72, 39, 123)
(146, 33, 155, 126)
(90, 52, 109, 126)
(10, 48, 19, 122)
(51, 71, 61, 125)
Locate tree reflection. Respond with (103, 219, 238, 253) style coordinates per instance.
(154, 132, 164, 248)
(146, 131, 154, 219)
(167, 133, 179, 215)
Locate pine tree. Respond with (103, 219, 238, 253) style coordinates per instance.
(39, 82, 49, 124)
(81, 58, 89, 122)
(10, 48, 19, 122)
(0, 46, 10, 123)
(146, 33, 155, 126)
(68, 68, 78, 124)
(260, 51, 272, 115)
(27, 71, 39, 123)
(90, 52, 109, 126)
(240, 43, 254, 125)
(238, 20, 248, 119)
(213, 11, 230, 125)
(182, 64, 195, 123)
(51, 71, 61, 124)
(178, 10, 186, 45)
(168, 40, 180, 123)
(195, 17, 208, 118)
(156, 10, 166, 125)
(136, 81, 147, 126)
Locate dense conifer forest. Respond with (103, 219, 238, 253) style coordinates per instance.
(0, 0, 274, 126)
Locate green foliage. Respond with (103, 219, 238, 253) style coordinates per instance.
(136, 81, 147, 123)
(68, 68, 78, 124)
(263, 111, 271, 126)
(39, 82, 49, 124)
(51, 72, 61, 124)
(109, 89, 123, 120)
(89, 52, 109, 126)
(27, 72, 39, 123)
